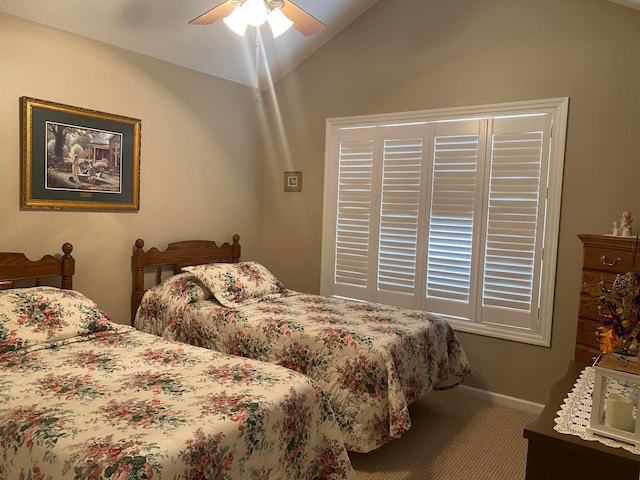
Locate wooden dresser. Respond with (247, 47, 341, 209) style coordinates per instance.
(576, 234, 640, 363)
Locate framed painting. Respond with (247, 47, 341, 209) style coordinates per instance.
(20, 96, 141, 210)
(284, 171, 302, 192)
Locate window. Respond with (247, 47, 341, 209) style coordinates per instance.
(321, 98, 568, 346)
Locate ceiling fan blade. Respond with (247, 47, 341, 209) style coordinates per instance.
(189, 1, 236, 25)
(281, 1, 326, 36)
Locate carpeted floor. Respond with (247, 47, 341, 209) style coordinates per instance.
(349, 388, 536, 480)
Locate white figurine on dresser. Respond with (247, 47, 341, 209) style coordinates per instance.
(619, 211, 633, 237)
(612, 211, 633, 237)
(613, 222, 620, 236)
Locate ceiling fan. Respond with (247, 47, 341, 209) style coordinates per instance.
(189, 0, 327, 37)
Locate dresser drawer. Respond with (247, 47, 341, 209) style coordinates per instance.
(575, 317, 601, 363)
(580, 270, 620, 296)
(580, 270, 618, 322)
(583, 246, 636, 274)
(575, 343, 600, 364)
(579, 292, 606, 321)
(576, 316, 600, 347)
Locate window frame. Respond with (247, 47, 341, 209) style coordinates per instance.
(321, 98, 569, 346)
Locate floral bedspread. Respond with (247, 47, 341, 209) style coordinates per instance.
(0, 325, 355, 479)
(135, 274, 473, 453)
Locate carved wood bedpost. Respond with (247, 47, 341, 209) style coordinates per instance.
(61, 242, 74, 290)
(132, 238, 145, 325)
(232, 233, 241, 262)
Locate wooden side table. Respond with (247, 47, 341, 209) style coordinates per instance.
(523, 361, 640, 480)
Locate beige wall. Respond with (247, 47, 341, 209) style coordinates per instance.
(0, 13, 263, 325)
(261, 0, 640, 403)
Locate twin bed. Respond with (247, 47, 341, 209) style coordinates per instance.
(0, 244, 355, 479)
(131, 235, 473, 454)
(1, 235, 472, 477)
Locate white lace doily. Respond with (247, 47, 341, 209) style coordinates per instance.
(553, 366, 640, 454)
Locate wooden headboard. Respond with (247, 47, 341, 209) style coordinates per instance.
(131, 234, 241, 324)
(0, 243, 75, 290)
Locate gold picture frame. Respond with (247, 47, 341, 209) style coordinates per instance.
(20, 96, 141, 210)
(284, 171, 302, 192)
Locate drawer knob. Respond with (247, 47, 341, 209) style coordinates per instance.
(600, 255, 621, 267)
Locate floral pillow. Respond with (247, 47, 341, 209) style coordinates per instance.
(148, 272, 211, 306)
(182, 262, 285, 308)
(134, 273, 212, 334)
(0, 287, 111, 354)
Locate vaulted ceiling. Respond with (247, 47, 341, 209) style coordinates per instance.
(0, 0, 379, 88)
(1, 0, 638, 89)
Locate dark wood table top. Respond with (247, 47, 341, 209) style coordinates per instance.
(524, 360, 640, 464)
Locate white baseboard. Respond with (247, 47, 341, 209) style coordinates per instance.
(455, 384, 544, 415)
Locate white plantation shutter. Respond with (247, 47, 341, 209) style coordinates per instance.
(425, 120, 484, 319)
(322, 99, 567, 346)
(330, 125, 427, 306)
(479, 115, 551, 330)
(333, 127, 376, 300)
(376, 125, 426, 307)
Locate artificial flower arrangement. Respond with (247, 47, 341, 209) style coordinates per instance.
(597, 271, 640, 355)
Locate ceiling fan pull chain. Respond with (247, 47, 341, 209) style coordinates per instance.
(254, 28, 261, 103)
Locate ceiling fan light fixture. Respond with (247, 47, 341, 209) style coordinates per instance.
(241, 0, 269, 27)
(223, 7, 248, 36)
(267, 8, 293, 37)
